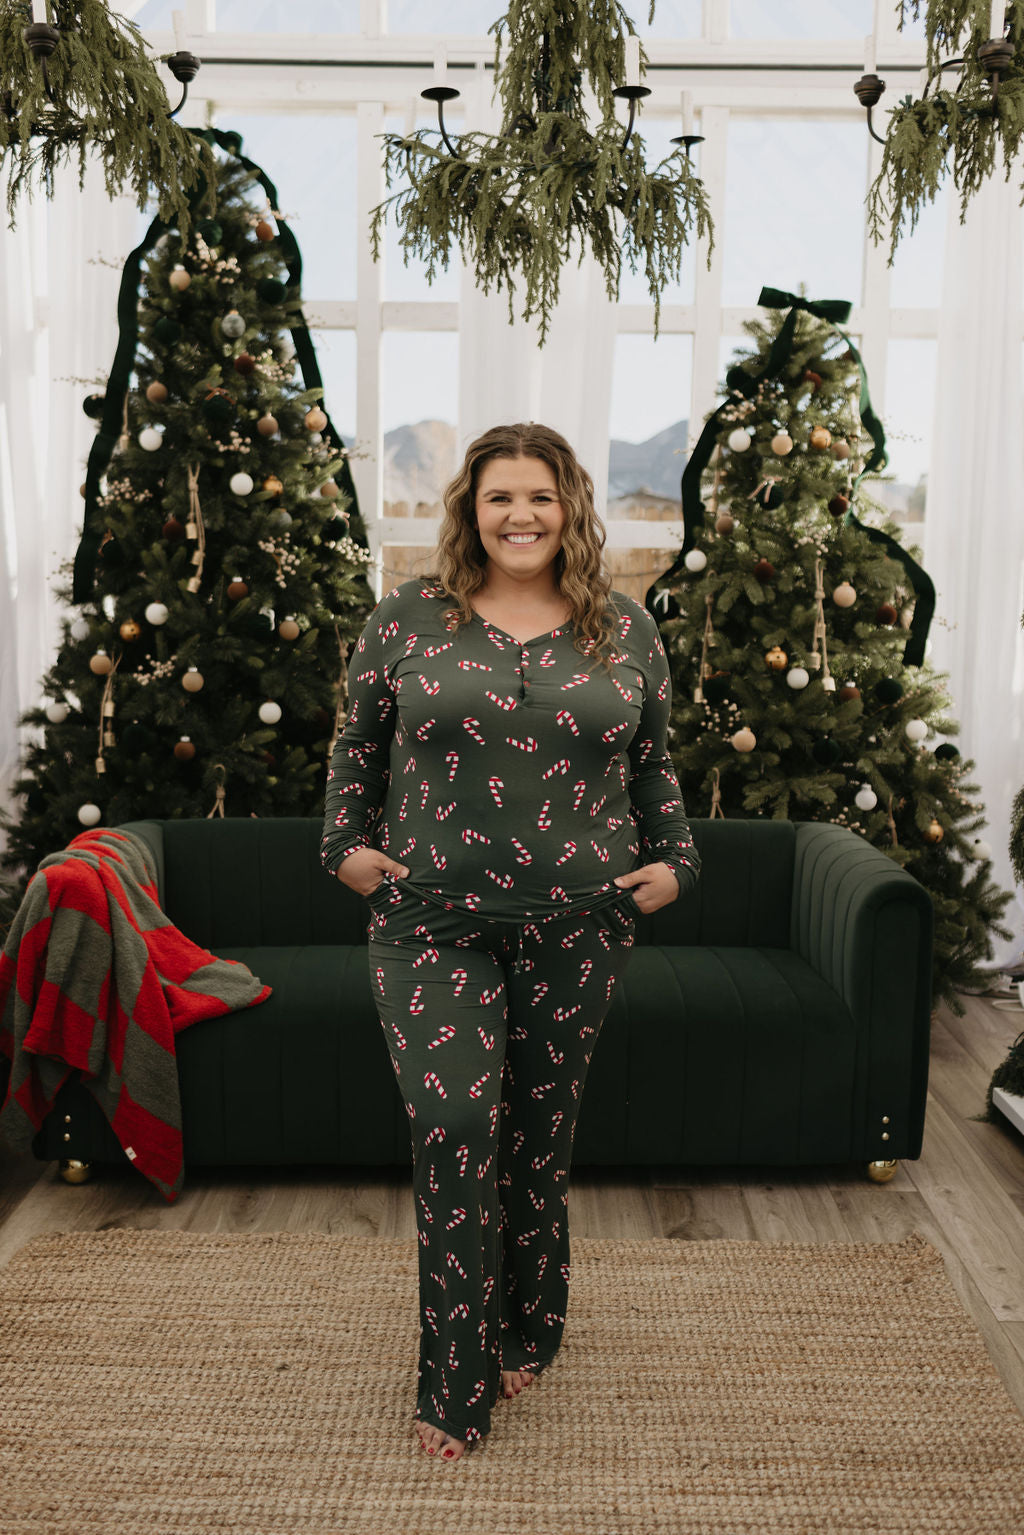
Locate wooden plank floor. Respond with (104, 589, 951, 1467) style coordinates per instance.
(2, 990, 1023, 1415)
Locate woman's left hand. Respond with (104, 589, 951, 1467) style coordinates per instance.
(613, 862, 679, 915)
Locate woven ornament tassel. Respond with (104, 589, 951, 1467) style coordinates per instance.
(186, 463, 207, 593)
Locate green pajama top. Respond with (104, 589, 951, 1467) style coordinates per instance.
(320, 579, 701, 921)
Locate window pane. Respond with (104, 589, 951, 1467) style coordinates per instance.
(387, 1, 507, 32)
(221, 114, 357, 301)
(381, 329, 458, 465)
(134, 2, 176, 24)
(215, 0, 360, 28)
(729, 0, 871, 39)
(889, 176, 949, 308)
(381, 110, 462, 301)
(616, 119, 698, 305)
(722, 119, 867, 308)
(309, 329, 356, 442)
(636, 1, 702, 38)
(878, 338, 934, 523)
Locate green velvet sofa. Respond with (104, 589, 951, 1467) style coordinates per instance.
(30, 815, 933, 1188)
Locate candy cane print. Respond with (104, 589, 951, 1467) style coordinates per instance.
(551, 1109, 564, 1135)
(596, 926, 612, 952)
(416, 673, 440, 696)
(488, 776, 504, 806)
(485, 870, 515, 889)
(415, 718, 435, 740)
(488, 1102, 499, 1135)
(457, 657, 491, 671)
(513, 1128, 526, 1155)
(429, 1162, 440, 1193)
(522, 1295, 541, 1314)
(418, 1228, 429, 1247)
(578, 958, 593, 987)
(382, 619, 400, 640)
(537, 1254, 548, 1280)
(510, 836, 532, 864)
(448, 1341, 460, 1370)
(446, 1207, 467, 1230)
(542, 758, 570, 779)
(560, 673, 591, 690)
(578, 1023, 597, 1039)
(436, 801, 456, 821)
(424, 1306, 439, 1336)
(531, 1149, 555, 1170)
(375, 966, 386, 996)
(528, 1188, 546, 1211)
(555, 709, 579, 735)
(559, 929, 585, 951)
(560, 1262, 571, 1282)
(478, 1024, 496, 1051)
(531, 1081, 557, 1100)
(461, 827, 491, 844)
(446, 1251, 468, 1278)
(409, 986, 425, 1015)
(469, 1071, 491, 1098)
(450, 967, 468, 996)
(477, 1151, 493, 1180)
(537, 800, 552, 830)
(406, 1099, 417, 1118)
(424, 640, 454, 658)
(570, 1078, 580, 1100)
(658, 674, 669, 701)
(549, 885, 569, 903)
(531, 981, 550, 1006)
(424, 1070, 447, 1098)
(544, 1312, 566, 1326)
(591, 842, 610, 863)
(456, 1143, 469, 1176)
(413, 947, 440, 969)
(463, 717, 487, 744)
(417, 1193, 434, 1223)
(398, 792, 409, 822)
(483, 1274, 495, 1304)
(479, 985, 502, 1007)
(399, 839, 416, 860)
(572, 780, 587, 811)
(430, 844, 448, 870)
(516, 1229, 540, 1246)
(467, 1381, 487, 1407)
(506, 735, 539, 755)
(448, 1302, 470, 1322)
(390, 1020, 407, 1051)
(427, 1023, 456, 1050)
(547, 1040, 565, 1065)
(538, 647, 556, 666)
(555, 840, 577, 865)
(601, 720, 630, 744)
(484, 690, 517, 712)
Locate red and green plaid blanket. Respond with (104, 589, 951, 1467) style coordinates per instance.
(0, 828, 271, 1202)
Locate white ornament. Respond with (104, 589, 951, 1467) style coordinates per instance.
(258, 700, 282, 725)
(786, 667, 809, 690)
(145, 602, 169, 626)
(684, 549, 707, 573)
(276, 335, 296, 360)
(905, 718, 928, 743)
(854, 785, 878, 812)
(102, 594, 116, 622)
(230, 471, 255, 496)
(221, 309, 246, 338)
(731, 726, 756, 752)
(770, 432, 793, 456)
(727, 428, 752, 453)
(138, 427, 163, 452)
(77, 802, 102, 827)
(70, 616, 91, 641)
(45, 700, 69, 724)
(971, 839, 993, 861)
(308, 431, 323, 446)
(832, 582, 857, 608)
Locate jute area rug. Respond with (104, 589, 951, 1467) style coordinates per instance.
(1, 1231, 1022, 1535)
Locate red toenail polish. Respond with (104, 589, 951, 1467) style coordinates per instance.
(443, 1449, 454, 1458)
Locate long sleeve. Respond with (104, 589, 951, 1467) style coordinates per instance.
(626, 610, 701, 893)
(320, 592, 399, 875)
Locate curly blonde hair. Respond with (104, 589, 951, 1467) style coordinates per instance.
(425, 423, 622, 673)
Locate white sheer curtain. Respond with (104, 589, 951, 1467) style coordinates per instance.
(457, 72, 617, 513)
(926, 152, 1024, 969)
(0, 163, 139, 846)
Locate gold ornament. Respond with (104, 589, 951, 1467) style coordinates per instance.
(924, 818, 944, 843)
(731, 726, 756, 753)
(279, 618, 300, 641)
(304, 406, 328, 432)
(262, 474, 284, 496)
(145, 380, 168, 404)
(89, 650, 112, 676)
(319, 480, 339, 499)
(119, 620, 141, 642)
(182, 666, 205, 693)
(257, 414, 279, 436)
(765, 646, 788, 671)
(169, 267, 191, 291)
(809, 425, 833, 450)
(770, 431, 793, 456)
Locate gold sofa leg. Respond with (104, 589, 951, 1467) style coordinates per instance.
(866, 1159, 899, 1183)
(59, 1158, 94, 1185)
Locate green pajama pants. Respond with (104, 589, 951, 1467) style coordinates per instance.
(365, 876, 639, 1448)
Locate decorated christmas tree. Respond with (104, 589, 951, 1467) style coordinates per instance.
(648, 288, 1012, 1014)
(0, 131, 375, 921)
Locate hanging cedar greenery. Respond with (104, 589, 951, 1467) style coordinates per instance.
(867, 0, 1024, 258)
(370, 0, 714, 345)
(0, 0, 213, 232)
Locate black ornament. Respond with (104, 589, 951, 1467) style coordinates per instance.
(200, 392, 235, 425)
(811, 737, 841, 766)
(875, 678, 904, 705)
(153, 316, 182, 346)
(26, 787, 46, 814)
(322, 515, 350, 543)
(257, 277, 287, 304)
(198, 218, 224, 245)
(120, 722, 154, 752)
(101, 538, 126, 568)
(934, 742, 961, 762)
(83, 394, 106, 420)
(702, 671, 730, 704)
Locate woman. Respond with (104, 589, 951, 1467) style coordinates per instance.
(320, 423, 701, 1462)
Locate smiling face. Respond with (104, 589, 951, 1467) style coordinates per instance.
(473, 455, 567, 591)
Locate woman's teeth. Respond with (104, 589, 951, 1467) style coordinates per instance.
(503, 533, 541, 544)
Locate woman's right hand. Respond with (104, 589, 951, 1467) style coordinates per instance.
(333, 847, 411, 898)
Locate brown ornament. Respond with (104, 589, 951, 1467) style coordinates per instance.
(119, 620, 141, 642)
(234, 353, 257, 376)
(168, 267, 191, 292)
(754, 558, 776, 583)
(876, 602, 898, 625)
(182, 666, 204, 693)
(319, 480, 339, 499)
(304, 407, 328, 432)
(89, 650, 112, 676)
(809, 425, 833, 450)
(278, 618, 300, 641)
(227, 577, 249, 601)
(715, 512, 735, 535)
(838, 683, 861, 702)
(145, 380, 169, 404)
(828, 493, 850, 518)
(262, 474, 284, 496)
(255, 219, 275, 242)
(257, 414, 279, 436)
(831, 440, 851, 461)
(765, 646, 788, 671)
(174, 736, 196, 762)
(924, 817, 944, 843)
(163, 516, 185, 541)
(803, 368, 822, 392)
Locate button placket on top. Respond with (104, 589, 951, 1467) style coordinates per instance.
(517, 644, 531, 702)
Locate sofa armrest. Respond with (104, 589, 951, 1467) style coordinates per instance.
(112, 820, 166, 909)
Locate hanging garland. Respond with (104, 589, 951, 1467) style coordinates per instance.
(72, 126, 361, 604)
(370, 1, 714, 344)
(647, 286, 936, 669)
(868, 1, 1024, 259)
(0, 0, 213, 232)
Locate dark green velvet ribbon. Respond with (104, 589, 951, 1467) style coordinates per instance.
(72, 126, 361, 605)
(645, 285, 935, 668)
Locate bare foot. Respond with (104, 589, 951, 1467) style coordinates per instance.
(501, 1365, 539, 1399)
(416, 1420, 468, 1461)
